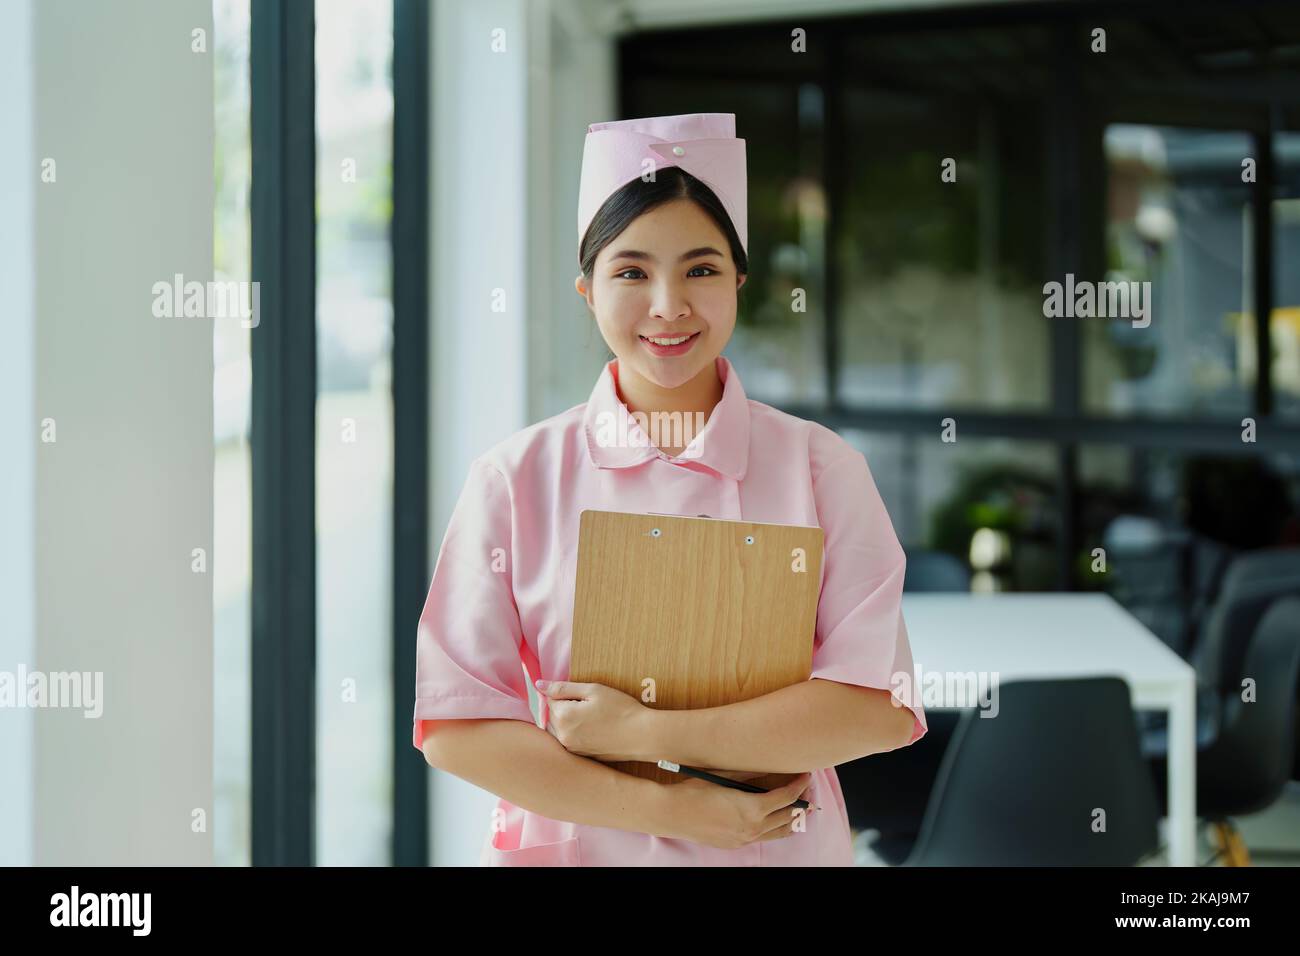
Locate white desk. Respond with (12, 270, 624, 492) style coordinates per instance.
(901, 592, 1197, 867)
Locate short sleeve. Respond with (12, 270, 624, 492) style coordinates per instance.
(412, 457, 537, 753)
(809, 451, 928, 748)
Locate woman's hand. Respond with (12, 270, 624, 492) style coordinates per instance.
(535, 679, 652, 763)
(649, 772, 815, 849)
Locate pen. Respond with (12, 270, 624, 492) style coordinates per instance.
(656, 760, 819, 811)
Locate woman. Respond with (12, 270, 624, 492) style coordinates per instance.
(412, 113, 927, 866)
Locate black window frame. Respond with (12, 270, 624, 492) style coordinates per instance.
(248, 0, 430, 867)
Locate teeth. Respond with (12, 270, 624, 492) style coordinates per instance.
(643, 333, 695, 346)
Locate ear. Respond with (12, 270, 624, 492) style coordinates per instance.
(574, 273, 594, 310)
(736, 272, 748, 292)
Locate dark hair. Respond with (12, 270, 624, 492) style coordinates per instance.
(579, 166, 748, 279)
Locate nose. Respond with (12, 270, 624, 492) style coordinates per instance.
(649, 277, 691, 323)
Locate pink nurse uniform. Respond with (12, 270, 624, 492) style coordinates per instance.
(412, 354, 928, 866)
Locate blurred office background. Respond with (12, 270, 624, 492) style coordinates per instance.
(3, 0, 1299, 867)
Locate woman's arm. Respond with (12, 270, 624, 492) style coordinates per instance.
(421, 717, 673, 835)
(635, 678, 914, 773)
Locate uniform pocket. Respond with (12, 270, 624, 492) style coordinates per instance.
(480, 834, 582, 867)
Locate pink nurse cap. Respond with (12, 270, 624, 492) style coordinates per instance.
(577, 112, 748, 258)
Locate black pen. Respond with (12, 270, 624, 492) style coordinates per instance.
(656, 760, 819, 810)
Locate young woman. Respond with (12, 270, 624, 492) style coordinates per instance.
(412, 113, 927, 866)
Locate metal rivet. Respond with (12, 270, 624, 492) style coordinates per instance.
(651, 527, 662, 537)
(672, 145, 685, 156)
(745, 535, 755, 545)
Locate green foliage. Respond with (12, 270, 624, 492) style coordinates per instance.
(928, 461, 1058, 590)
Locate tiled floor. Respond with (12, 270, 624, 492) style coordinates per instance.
(854, 780, 1300, 866)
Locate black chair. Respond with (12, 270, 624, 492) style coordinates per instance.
(841, 548, 968, 856)
(840, 709, 962, 862)
(903, 549, 970, 593)
(1145, 596, 1300, 866)
(1180, 534, 1239, 659)
(887, 677, 1161, 866)
(1188, 548, 1300, 697)
(1139, 547, 1300, 768)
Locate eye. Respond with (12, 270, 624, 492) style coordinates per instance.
(615, 267, 646, 280)
(687, 265, 719, 277)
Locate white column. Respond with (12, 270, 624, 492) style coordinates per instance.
(27, 0, 215, 865)
(529, 0, 618, 420)
(0, 0, 37, 869)
(428, 0, 537, 868)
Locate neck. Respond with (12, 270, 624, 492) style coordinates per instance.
(615, 359, 724, 446)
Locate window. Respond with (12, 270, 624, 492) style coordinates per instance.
(212, 0, 251, 869)
(843, 430, 1060, 592)
(838, 28, 1052, 411)
(1086, 126, 1255, 418)
(1274, 131, 1300, 419)
(314, 0, 395, 866)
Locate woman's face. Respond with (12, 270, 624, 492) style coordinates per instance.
(577, 198, 746, 391)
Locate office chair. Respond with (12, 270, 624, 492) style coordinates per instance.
(840, 709, 962, 863)
(1138, 547, 1300, 769)
(1189, 548, 1300, 696)
(842, 548, 968, 858)
(896, 677, 1161, 866)
(1145, 596, 1300, 866)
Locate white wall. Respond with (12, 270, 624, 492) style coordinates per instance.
(24, 0, 214, 865)
(0, 0, 37, 869)
(528, 0, 619, 420)
(427, 0, 537, 868)
(430, 0, 531, 523)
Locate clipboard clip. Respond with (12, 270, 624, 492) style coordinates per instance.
(643, 512, 718, 538)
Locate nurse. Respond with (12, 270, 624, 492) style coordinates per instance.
(413, 112, 928, 866)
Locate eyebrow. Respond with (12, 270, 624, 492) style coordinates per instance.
(609, 246, 725, 263)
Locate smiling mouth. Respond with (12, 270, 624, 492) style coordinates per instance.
(638, 331, 701, 346)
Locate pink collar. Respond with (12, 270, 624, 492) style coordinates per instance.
(582, 354, 750, 480)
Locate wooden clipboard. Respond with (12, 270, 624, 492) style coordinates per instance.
(569, 509, 824, 790)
